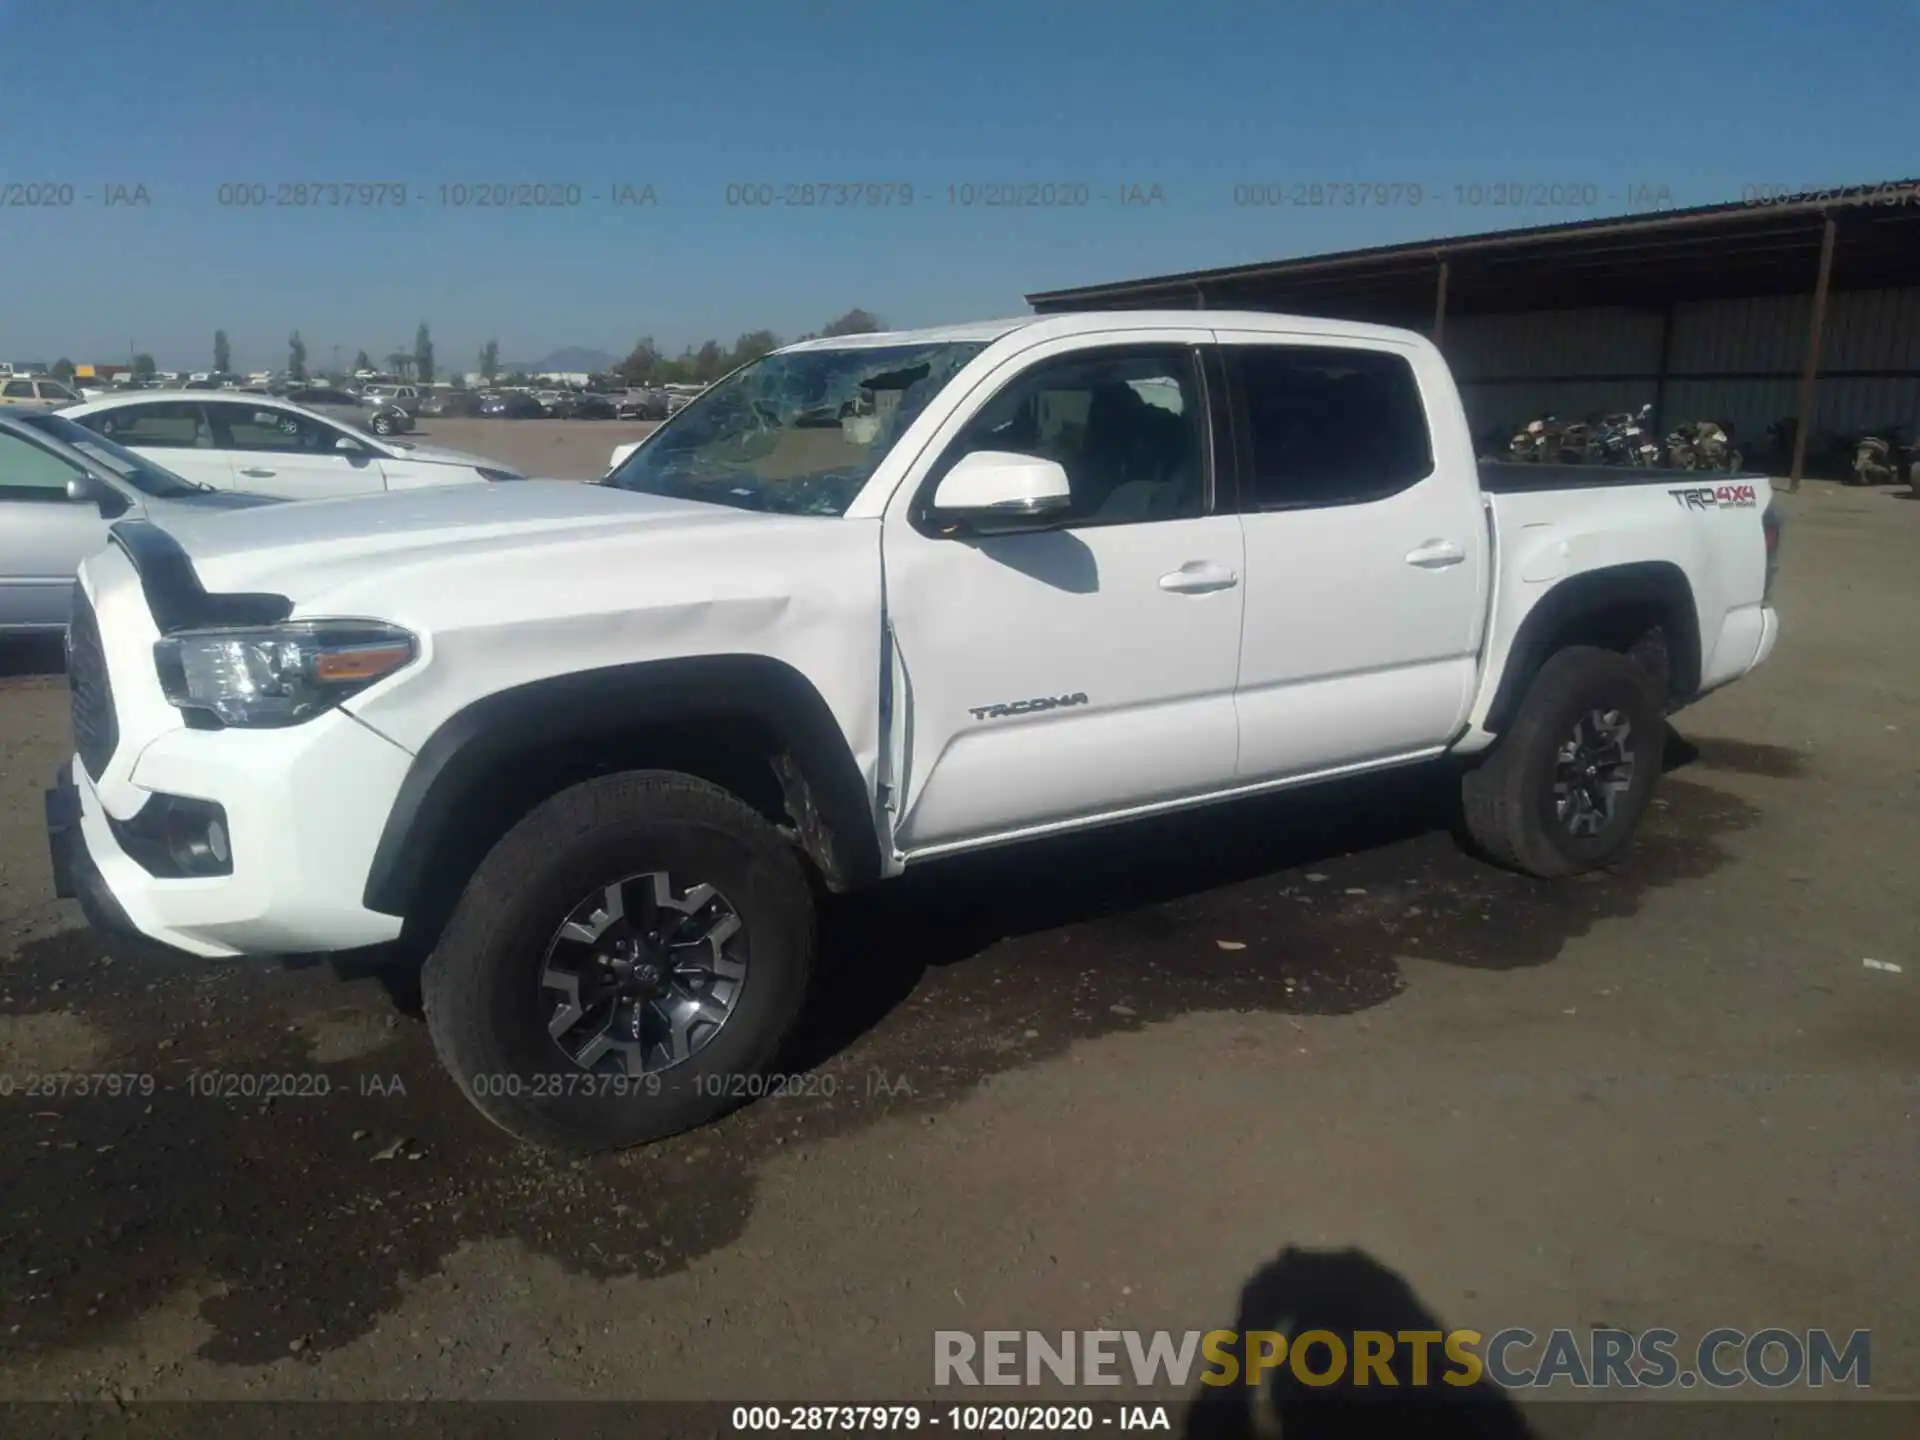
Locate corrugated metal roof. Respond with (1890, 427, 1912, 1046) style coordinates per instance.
(1027, 180, 1920, 319)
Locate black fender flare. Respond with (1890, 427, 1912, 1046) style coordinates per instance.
(1482, 561, 1701, 735)
(110, 520, 292, 633)
(359, 655, 882, 918)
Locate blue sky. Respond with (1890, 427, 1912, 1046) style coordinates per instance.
(2, 0, 1908, 372)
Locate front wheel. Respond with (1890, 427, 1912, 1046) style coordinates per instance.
(1459, 646, 1663, 878)
(423, 770, 817, 1152)
(371, 415, 395, 436)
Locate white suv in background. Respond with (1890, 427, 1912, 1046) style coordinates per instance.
(55, 391, 527, 500)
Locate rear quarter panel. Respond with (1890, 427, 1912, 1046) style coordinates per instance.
(1462, 474, 1772, 748)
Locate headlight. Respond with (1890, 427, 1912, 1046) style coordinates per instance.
(476, 466, 525, 482)
(153, 621, 416, 728)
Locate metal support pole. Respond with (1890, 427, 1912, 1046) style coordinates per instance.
(1432, 259, 1450, 347)
(1651, 304, 1675, 436)
(1788, 214, 1837, 490)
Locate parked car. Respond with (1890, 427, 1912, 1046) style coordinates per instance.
(362, 384, 427, 417)
(282, 385, 414, 436)
(0, 410, 279, 634)
(1, 375, 83, 408)
(616, 390, 670, 421)
(569, 394, 618, 420)
(421, 389, 486, 418)
(479, 391, 550, 419)
(46, 311, 1780, 1153)
(57, 391, 526, 500)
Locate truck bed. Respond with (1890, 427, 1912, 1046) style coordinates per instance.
(1477, 460, 1762, 494)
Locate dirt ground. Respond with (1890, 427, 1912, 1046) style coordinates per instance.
(412, 418, 660, 480)
(0, 477, 1913, 1428)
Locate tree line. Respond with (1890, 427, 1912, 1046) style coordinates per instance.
(611, 308, 885, 388)
(74, 309, 883, 391)
(96, 326, 438, 387)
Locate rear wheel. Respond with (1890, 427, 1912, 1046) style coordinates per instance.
(423, 770, 816, 1152)
(1460, 646, 1663, 878)
(372, 414, 396, 436)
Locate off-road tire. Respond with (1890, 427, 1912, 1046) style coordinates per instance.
(1460, 646, 1663, 878)
(423, 770, 816, 1152)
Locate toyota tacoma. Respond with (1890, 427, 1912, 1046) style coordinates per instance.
(45, 312, 1782, 1150)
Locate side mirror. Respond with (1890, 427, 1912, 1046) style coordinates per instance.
(67, 473, 130, 519)
(610, 440, 643, 470)
(930, 450, 1073, 533)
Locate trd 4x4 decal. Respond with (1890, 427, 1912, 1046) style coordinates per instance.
(968, 692, 1090, 722)
(1669, 483, 1758, 510)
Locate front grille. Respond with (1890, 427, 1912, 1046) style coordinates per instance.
(67, 587, 119, 781)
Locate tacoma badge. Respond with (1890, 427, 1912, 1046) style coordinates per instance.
(968, 692, 1090, 722)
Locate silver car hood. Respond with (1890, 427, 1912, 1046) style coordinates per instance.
(132, 488, 282, 519)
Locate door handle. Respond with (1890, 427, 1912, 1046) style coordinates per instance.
(238, 467, 277, 478)
(1159, 561, 1240, 594)
(1405, 539, 1466, 569)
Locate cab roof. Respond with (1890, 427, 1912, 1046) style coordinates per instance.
(775, 309, 1423, 353)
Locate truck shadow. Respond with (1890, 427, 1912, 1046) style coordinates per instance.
(0, 731, 1773, 1369)
(790, 737, 1762, 1072)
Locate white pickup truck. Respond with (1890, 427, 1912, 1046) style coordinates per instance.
(46, 311, 1781, 1151)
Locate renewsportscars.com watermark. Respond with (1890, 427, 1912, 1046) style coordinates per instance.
(934, 1328, 1870, 1391)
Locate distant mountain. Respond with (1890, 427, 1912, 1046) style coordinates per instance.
(529, 346, 618, 374)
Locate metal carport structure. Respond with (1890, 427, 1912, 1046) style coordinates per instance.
(1027, 185, 1920, 486)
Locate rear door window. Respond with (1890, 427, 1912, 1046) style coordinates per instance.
(1229, 345, 1433, 510)
(83, 402, 210, 448)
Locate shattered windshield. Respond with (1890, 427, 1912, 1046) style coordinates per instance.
(602, 341, 988, 516)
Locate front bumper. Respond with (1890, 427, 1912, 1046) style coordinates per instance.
(45, 768, 141, 941)
(45, 718, 416, 958)
(57, 540, 422, 959)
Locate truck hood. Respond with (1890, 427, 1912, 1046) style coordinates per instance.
(143, 479, 771, 601)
